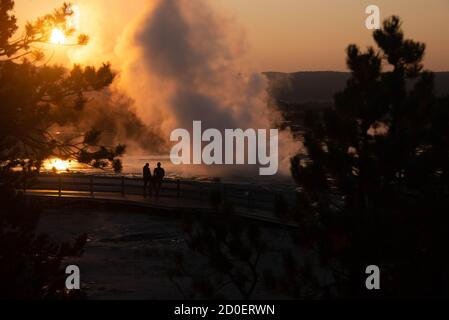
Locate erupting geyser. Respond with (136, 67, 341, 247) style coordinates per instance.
(113, 0, 297, 177)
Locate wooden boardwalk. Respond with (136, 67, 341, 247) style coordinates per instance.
(25, 187, 297, 227)
(22, 173, 299, 226)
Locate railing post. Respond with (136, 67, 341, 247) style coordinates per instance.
(220, 183, 225, 200)
(176, 179, 180, 199)
(58, 176, 62, 197)
(90, 176, 94, 197)
(121, 176, 125, 197)
(23, 175, 26, 194)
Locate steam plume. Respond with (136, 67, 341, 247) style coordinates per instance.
(114, 0, 296, 176)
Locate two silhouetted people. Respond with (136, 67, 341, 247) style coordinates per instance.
(143, 162, 165, 198)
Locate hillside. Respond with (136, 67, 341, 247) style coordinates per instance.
(265, 71, 449, 103)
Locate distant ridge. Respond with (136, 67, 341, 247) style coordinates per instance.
(264, 71, 449, 103)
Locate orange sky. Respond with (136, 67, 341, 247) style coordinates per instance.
(14, 0, 449, 72)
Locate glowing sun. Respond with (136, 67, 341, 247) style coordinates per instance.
(50, 28, 66, 44)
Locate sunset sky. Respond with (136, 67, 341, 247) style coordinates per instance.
(14, 0, 449, 72)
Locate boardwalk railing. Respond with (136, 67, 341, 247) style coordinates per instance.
(27, 174, 297, 213)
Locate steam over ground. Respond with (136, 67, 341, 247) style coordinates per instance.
(62, 0, 297, 176)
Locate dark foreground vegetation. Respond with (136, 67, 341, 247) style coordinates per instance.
(1, 0, 449, 299)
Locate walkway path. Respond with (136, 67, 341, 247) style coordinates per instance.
(25, 189, 297, 227)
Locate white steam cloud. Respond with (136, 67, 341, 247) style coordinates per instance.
(66, 0, 297, 177)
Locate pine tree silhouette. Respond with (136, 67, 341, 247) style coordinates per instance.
(0, 0, 124, 298)
(286, 16, 449, 298)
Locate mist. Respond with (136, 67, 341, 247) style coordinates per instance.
(57, 0, 298, 177)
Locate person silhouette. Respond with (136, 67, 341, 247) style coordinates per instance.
(153, 162, 165, 198)
(143, 163, 152, 197)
